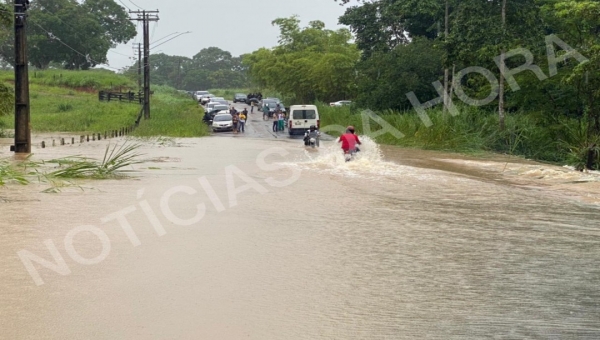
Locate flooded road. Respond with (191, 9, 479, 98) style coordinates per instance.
(1, 108, 600, 339)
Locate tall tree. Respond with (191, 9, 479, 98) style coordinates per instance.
(1, 0, 136, 69)
(243, 16, 359, 102)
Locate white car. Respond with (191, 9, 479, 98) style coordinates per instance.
(194, 91, 209, 101)
(199, 93, 214, 104)
(212, 113, 233, 132)
(206, 97, 226, 106)
(330, 100, 352, 107)
(205, 102, 220, 112)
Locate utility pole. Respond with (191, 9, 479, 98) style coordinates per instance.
(12, 0, 30, 153)
(129, 10, 159, 120)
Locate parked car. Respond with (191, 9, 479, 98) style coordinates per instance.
(205, 102, 220, 112)
(288, 104, 319, 135)
(206, 97, 226, 106)
(233, 93, 247, 103)
(212, 113, 233, 132)
(194, 91, 209, 101)
(207, 104, 229, 117)
(200, 94, 214, 104)
(330, 100, 352, 107)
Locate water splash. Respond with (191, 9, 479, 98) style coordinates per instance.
(288, 136, 445, 181)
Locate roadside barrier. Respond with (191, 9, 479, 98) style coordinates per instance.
(39, 125, 136, 149)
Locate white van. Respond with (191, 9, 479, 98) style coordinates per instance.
(288, 105, 319, 135)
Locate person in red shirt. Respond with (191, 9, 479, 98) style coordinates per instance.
(338, 126, 361, 153)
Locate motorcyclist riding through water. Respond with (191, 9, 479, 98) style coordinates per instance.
(338, 126, 361, 160)
(303, 125, 320, 147)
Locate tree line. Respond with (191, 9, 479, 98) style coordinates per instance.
(122, 47, 248, 90)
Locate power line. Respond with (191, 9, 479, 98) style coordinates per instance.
(29, 20, 121, 71)
(115, 0, 131, 11)
(108, 49, 132, 57)
(128, 0, 143, 10)
(150, 32, 179, 45)
(0, 6, 137, 71)
(150, 32, 191, 51)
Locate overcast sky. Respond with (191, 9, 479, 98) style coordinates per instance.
(107, 0, 349, 70)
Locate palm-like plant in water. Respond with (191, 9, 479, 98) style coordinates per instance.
(559, 118, 600, 171)
(49, 142, 143, 179)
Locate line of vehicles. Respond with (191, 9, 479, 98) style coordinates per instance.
(192, 89, 360, 161)
(194, 90, 322, 136)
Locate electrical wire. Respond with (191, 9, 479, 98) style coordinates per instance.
(115, 0, 131, 11)
(108, 49, 133, 57)
(150, 32, 191, 51)
(9, 5, 141, 71)
(150, 32, 179, 45)
(29, 20, 121, 71)
(128, 0, 143, 10)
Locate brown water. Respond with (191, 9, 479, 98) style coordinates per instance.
(1, 124, 600, 339)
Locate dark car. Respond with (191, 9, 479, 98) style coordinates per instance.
(207, 104, 229, 117)
(233, 93, 247, 103)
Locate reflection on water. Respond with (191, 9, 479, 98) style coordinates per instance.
(1, 136, 599, 339)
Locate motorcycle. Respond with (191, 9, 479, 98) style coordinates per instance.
(344, 147, 360, 162)
(303, 131, 320, 148)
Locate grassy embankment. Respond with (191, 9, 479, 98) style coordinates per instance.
(0, 69, 208, 137)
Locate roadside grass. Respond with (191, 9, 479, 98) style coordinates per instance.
(133, 85, 209, 137)
(0, 89, 139, 133)
(0, 119, 8, 137)
(0, 69, 135, 90)
(0, 73, 207, 137)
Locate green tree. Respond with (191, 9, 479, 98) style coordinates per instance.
(243, 16, 359, 102)
(10, 0, 137, 69)
(0, 2, 12, 117)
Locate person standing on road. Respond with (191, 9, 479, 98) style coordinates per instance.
(277, 112, 285, 132)
(272, 111, 278, 132)
(250, 102, 254, 113)
(232, 113, 239, 134)
(263, 104, 270, 121)
(239, 112, 246, 133)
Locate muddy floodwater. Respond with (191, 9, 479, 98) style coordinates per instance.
(1, 114, 600, 339)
